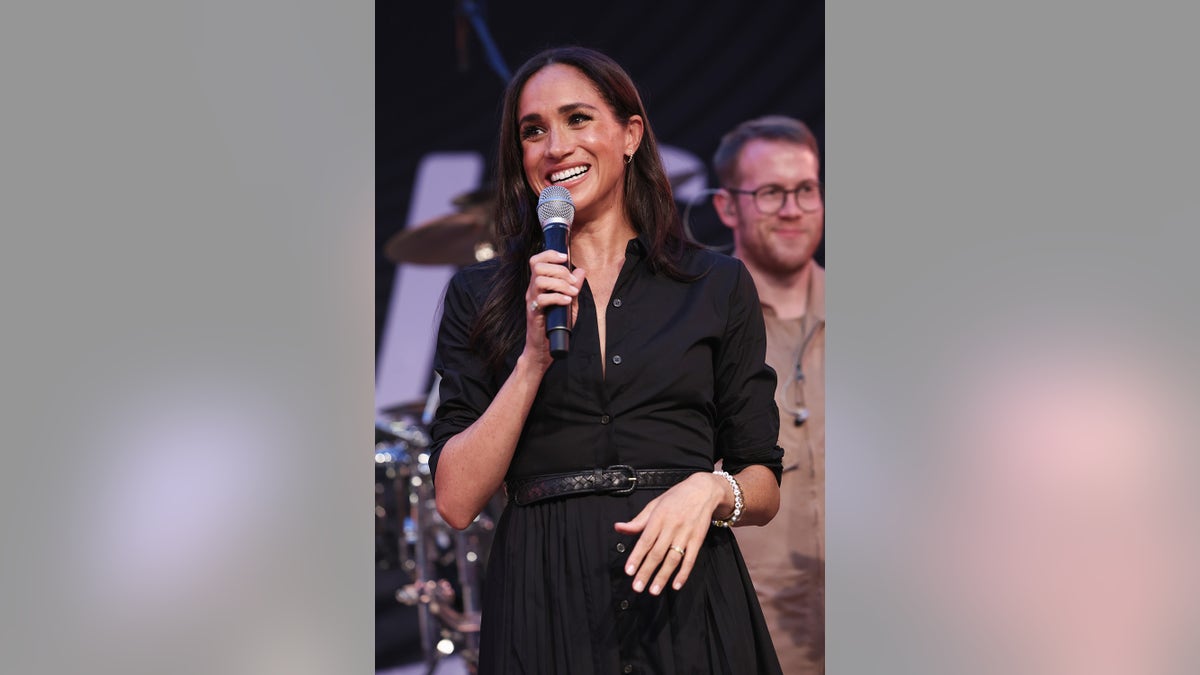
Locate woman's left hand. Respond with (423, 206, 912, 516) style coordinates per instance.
(613, 472, 726, 595)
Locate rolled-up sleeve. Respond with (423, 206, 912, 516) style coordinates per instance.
(428, 268, 498, 479)
(713, 262, 784, 483)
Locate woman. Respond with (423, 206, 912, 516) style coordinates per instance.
(430, 46, 784, 674)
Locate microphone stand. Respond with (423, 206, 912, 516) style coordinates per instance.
(454, 0, 512, 83)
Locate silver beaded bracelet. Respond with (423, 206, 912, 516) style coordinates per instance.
(711, 470, 744, 528)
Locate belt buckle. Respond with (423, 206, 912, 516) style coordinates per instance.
(607, 464, 638, 495)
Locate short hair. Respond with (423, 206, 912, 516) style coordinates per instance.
(712, 115, 821, 188)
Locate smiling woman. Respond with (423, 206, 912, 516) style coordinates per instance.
(516, 66, 642, 225)
(427, 46, 785, 675)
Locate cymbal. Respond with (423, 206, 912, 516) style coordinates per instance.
(384, 210, 495, 267)
(380, 398, 428, 420)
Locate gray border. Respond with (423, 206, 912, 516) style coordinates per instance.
(829, 1, 1200, 672)
(0, 3, 374, 673)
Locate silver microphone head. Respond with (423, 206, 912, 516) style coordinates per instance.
(537, 185, 575, 229)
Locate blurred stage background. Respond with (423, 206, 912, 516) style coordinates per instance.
(376, 1, 823, 670)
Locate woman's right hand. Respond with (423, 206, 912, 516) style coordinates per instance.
(524, 250, 586, 370)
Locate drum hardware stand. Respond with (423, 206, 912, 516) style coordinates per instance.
(394, 579, 482, 674)
(391, 504, 491, 674)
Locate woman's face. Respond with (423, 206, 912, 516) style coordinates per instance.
(516, 64, 642, 224)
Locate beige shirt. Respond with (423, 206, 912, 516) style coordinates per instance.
(735, 263, 825, 674)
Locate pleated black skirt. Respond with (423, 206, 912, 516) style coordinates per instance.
(478, 490, 782, 674)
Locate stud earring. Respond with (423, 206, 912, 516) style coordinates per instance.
(623, 153, 633, 165)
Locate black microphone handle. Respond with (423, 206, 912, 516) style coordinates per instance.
(542, 221, 570, 359)
(547, 322, 570, 358)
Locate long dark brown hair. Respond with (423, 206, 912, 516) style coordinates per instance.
(471, 46, 693, 375)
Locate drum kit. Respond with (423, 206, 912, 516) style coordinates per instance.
(378, 192, 503, 673)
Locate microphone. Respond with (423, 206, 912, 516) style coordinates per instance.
(536, 185, 575, 359)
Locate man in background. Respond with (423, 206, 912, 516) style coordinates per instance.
(713, 115, 825, 674)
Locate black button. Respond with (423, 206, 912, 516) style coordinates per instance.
(615, 542, 625, 553)
(611, 354, 622, 365)
(619, 599, 630, 610)
(612, 298, 622, 308)
(601, 414, 611, 424)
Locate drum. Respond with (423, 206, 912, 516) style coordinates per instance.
(376, 414, 502, 673)
(375, 418, 438, 580)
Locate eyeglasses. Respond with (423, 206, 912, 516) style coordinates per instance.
(726, 181, 823, 214)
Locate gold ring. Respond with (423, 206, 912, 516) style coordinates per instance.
(529, 300, 539, 312)
(669, 545, 685, 556)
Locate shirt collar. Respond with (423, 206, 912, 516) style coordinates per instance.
(625, 232, 651, 258)
(759, 262, 825, 323)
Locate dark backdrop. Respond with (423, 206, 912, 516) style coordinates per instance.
(378, 0, 824, 352)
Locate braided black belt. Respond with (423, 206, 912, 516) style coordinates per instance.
(506, 465, 701, 506)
